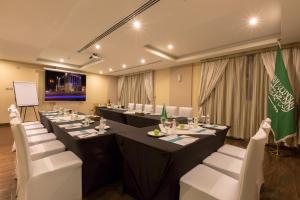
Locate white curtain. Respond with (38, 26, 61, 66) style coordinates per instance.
(198, 59, 229, 107)
(261, 48, 300, 146)
(117, 76, 125, 102)
(292, 49, 300, 145)
(143, 71, 154, 103)
(200, 55, 269, 139)
(119, 72, 152, 106)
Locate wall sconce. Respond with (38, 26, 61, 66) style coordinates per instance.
(177, 74, 182, 82)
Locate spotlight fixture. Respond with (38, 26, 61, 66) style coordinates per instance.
(109, 68, 113, 72)
(140, 59, 145, 64)
(249, 17, 258, 26)
(99, 70, 103, 74)
(133, 20, 141, 29)
(168, 44, 173, 50)
(95, 44, 100, 49)
(59, 58, 64, 62)
(122, 64, 127, 69)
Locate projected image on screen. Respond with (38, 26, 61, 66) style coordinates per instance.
(45, 70, 86, 101)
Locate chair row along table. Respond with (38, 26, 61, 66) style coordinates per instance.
(39, 107, 229, 200)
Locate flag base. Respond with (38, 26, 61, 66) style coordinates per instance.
(269, 143, 281, 157)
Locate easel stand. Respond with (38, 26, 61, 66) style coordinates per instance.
(19, 106, 38, 122)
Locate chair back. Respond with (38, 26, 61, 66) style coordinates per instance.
(128, 103, 135, 110)
(166, 106, 177, 116)
(135, 104, 143, 112)
(238, 128, 267, 200)
(155, 105, 163, 114)
(260, 120, 271, 138)
(178, 107, 193, 118)
(10, 119, 33, 183)
(144, 104, 153, 113)
(264, 118, 271, 125)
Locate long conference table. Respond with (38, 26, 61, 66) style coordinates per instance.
(39, 107, 229, 200)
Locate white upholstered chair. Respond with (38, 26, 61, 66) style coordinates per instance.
(144, 104, 153, 113)
(9, 107, 56, 152)
(135, 104, 143, 112)
(166, 106, 178, 116)
(128, 103, 135, 110)
(155, 105, 163, 115)
(11, 118, 82, 200)
(178, 107, 193, 118)
(217, 118, 271, 160)
(180, 127, 268, 200)
(202, 121, 270, 192)
(9, 104, 43, 128)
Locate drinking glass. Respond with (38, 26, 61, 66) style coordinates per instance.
(164, 121, 172, 134)
(206, 115, 210, 124)
(187, 118, 193, 128)
(84, 117, 89, 126)
(200, 115, 206, 124)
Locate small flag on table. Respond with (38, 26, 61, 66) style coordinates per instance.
(267, 48, 297, 142)
(160, 105, 168, 121)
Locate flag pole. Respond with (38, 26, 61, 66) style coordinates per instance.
(277, 38, 282, 49)
(268, 129, 281, 157)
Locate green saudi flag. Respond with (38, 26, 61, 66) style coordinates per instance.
(160, 104, 168, 121)
(267, 48, 297, 142)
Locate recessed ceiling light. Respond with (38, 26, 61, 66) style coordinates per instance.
(99, 70, 103, 74)
(122, 64, 127, 69)
(249, 17, 258, 26)
(140, 59, 145, 64)
(133, 20, 141, 29)
(167, 44, 173, 50)
(95, 44, 100, 49)
(109, 68, 113, 72)
(60, 58, 64, 63)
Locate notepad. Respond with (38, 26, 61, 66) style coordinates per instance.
(68, 129, 98, 137)
(202, 124, 227, 130)
(59, 123, 82, 129)
(159, 135, 198, 146)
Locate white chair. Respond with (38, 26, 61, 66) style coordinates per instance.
(178, 107, 193, 118)
(128, 103, 135, 110)
(135, 104, 143, 112)
(202, 120, 270, 195)
(180, 127, 268, 200)
(9, 104, 42, 127)
(9, 108, 53, 152)
(155, 105, 163, 115)
(217, 118, 271, 160)
(27, 133, 57, 146)
(29, 140, 66, 161)
(166, 106, 177, 116)
(11, 118, 82, 200)
(23, 123, 44, 130)
(144, 104, 153, 113)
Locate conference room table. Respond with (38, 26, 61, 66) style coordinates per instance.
(115, 125, 228, 200)
(96, 106, 187, 127)
(39, 110, 229, 200)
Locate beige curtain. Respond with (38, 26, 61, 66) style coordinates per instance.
(201, 55, 269, 139)
(198, 59, 229, 107)
(143, 71, 154, 103)
(120, 72, 151, 107)
(261, 48, 300, 146)
(117, 76, 125, 103)
(291, 48, 300, 145)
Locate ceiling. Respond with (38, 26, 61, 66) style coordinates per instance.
(0, 0, 298, 76)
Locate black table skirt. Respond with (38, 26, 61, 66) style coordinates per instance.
(115, 125, 228, 200)
(96, 107, 188, 128)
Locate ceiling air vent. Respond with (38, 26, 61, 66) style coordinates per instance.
(78, 0, 160, 53)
